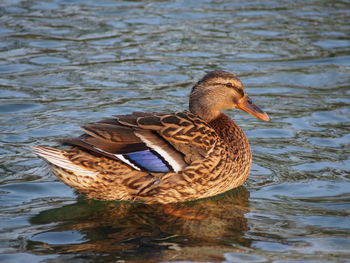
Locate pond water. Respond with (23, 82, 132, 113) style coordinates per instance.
(0, 0, 349, 262)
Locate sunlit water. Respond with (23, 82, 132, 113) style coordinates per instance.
(0, 0, 349, 262)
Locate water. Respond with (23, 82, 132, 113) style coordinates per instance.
(0, 0, 349, 262)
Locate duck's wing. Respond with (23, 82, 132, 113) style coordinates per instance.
(60, 111, 216, 173)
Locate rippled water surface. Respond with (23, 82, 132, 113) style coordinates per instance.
(1, 0, 350, 262)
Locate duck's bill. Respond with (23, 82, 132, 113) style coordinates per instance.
(237, 96, 270, 121)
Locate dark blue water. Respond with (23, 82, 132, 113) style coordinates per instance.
(1, 0, 349, 262)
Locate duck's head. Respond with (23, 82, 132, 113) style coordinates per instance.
(189, 71, 270, 122)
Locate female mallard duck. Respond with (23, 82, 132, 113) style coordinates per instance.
(33, 71, 269, 204)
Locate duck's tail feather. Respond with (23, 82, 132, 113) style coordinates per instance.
(31, 146, 98, 177)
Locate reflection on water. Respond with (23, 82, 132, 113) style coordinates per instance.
(27, 187, 249, 262)
(0, 0, 349, 262)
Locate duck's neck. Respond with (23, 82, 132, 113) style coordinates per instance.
(208, 113, 250, 152)
(190, 105, 220, 123)
(189, 90, 222, 122)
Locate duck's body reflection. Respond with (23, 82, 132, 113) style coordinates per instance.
(29, 187, 250, 262)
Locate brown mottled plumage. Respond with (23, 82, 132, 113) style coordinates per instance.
(32, 71, 270, 204)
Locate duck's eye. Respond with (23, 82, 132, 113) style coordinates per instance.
(225, 83, 233, 88)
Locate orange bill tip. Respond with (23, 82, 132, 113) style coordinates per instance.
(236, 97, 270, 122)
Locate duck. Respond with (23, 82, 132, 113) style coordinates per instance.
(32, 71, 270, 204)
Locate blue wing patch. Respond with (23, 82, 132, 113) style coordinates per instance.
(124, 150, 171, 173)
